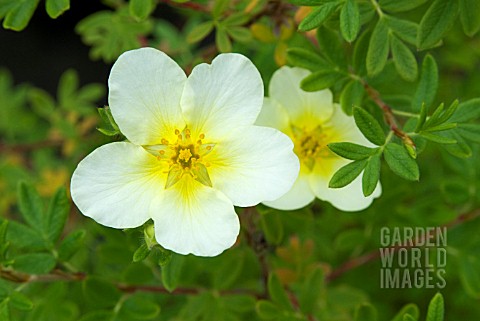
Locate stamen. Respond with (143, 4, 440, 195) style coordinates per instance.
(199, 133, 205, 139)
(175, 129, 180, 135)
(161, 138, 169, 144)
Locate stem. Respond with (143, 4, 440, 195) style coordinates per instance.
(369, 0, 384, 17)
(360, 79, 416, 148)
(326, 208, 480, 282)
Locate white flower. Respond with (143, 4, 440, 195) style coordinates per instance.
(256, 66, 381, 212)
(71, 48, 299, 257)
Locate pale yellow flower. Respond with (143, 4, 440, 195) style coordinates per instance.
(256, 67, 381, 211)
(71, 48, 299, 256)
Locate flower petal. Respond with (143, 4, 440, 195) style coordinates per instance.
(108, 48, 186, 145)
(181, 53, 264, 139)
(207, 125, 300, 207)
(309, 157, 382, 212)
(269, 67, 334, 130)
(152, 176, 239, 257)
(71, 142, 166, 228)
(255, 97, 292, 134)
(263, 170, 315, 210)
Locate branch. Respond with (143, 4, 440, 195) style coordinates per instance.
(159, 0, 209, 12)
(0, 140, 63, 153)
(360, 79, 415, 148)
(0, 267, 261, 298)
(326, 208, 480, 282)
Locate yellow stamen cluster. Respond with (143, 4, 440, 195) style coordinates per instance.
(292, 125, 332, 171)
(153, 128, 215, 189)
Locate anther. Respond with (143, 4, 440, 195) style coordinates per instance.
(178, 134, 183, 140)
(197, 140, 202, 145)
(159, 150, 165, 155)
(175, 129, 180, 135)
(161, 138, 169, 144)
(206, 146, 212, 151)
(186, 129, 191, 135)
(199, 134, 205, 139)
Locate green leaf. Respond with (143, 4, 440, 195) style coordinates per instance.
(450, 98, 480, 122)
(459, 255, 480, 297)
(298, 2, 339, 32)
(226, 26, 252, 42)
(6, 221, 46, 250)
(415, 103, 428, 132)
(417, 0, 459, 50)
(457, 123, 480, 143)
(212, 0, 229, 18)
(340, 0, 360, 42)
(353, 107, 386, 146)
(133, 243, 150, 262)
(412, 55, 438, 111)
(129, 0, 153, 21)
(260, 211, 284, 245)
(329, 159, 368, 188)
(328, 142, 378, 160)
(0, 301, 10, 321)
(45, 187, 69, 243)
(17, 182, 44, 230)
(403, 314, 416, 321)
(354, 303, 377, 321)
(459, 0, 480, 36)
(300, 70, 344, 92)
(3, 0, 40, 31)
(362, 153, 381, 197)
(58, 230, 86, 261)
(379, 0, 427, 12)
(287, 0, 327, 5)
(83, 277, 121, 308)
(213, 252, 244, 290)
(162, 253, 185, 292)
(215, 27, 232, 52)
(340, 80, 364, 115)
(268, 274, 291, 309)
(426, 293, 444, 321)
(9, 291, 33, 311)
(286, 48, 330, 71)
(443, 132, 472, 158)
(121, 293, 160, 320)
(28, 88, 55, 118)
(367, 18, 389, 76)
(45, 0, 69, 19)
(384, 143, 419, 181)
(12, 253, 56, 274)
(78, 310, 114, 321)
(187, 21, 214, 43)
(316, 26, 347, 67)
(391, 304, 420, 321)
(57, 69, 78, 104)
(256, 300, 282, 320)
(384, 16, 418, 46)
(299, 267, 324, 314)
(390, 35, 418, 82)
(223, 12, 250, 26)
(420, 132, 456, 144)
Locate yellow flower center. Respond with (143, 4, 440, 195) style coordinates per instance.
(148, 128, 215, 189)
(292, 125, 333, 171)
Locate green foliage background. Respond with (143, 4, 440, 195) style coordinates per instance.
(1, 0, 480, 320)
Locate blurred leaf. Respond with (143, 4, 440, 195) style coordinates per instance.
(78, 310, 114, 321)
(187, 21, 214, 43)
(384, 143, 419, 181)
(45, 0, 69, 19)
(58, 230, 85, 261)
(1, 0, 40, 31)
(362, 152, 381, 196)
(316, 26, 347, 67)
(355, 303, 377, 321)
(328, 142, 378, 160)
(299, 267, 324, 314)
(298, 2, 339, 32)
(133, 243, 150, 263)
(457, 123, 480, 143)
(121, 293, 160, 320)
(443, 132, 472, 158)
(6, 221, 46, 250)
(450, 98, 480, 122)
(459, 0, 480, 36)
(9, 291, 33, 311)
(227, 26, 252, 42)
(459, 255, 480, 297)
(129, 0, 153, 21)
(300, 70, 344, 92)
(417, 0, 459, 50)
(12, 253, 56, 274)
(391, 303, 420, 321)
(378, 0, 427, 12)
(340, 80, 364, 115)
(426, 293, 444, 321)
(256, 300, 282, 320)
(268, 274, 291, 309)
(390, 35, 417, 82)
(353, 107, 386, 146)
(260, 210, 284, 245)
(367, 17, 389, 76)
(0, 301, 10, 321)
(83, 277, 121, 308)
(215, 27, 232, 52)
(162, 253, 185, 292)
(212, 0, 229, 19)
(412, 55, 438, 111)
(17, 182, 44, 230)
(213, 252, 245, 289)
(45, 186, 69, 243)
(340, 0, 360, 42)
(329, 159, 368, 188)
